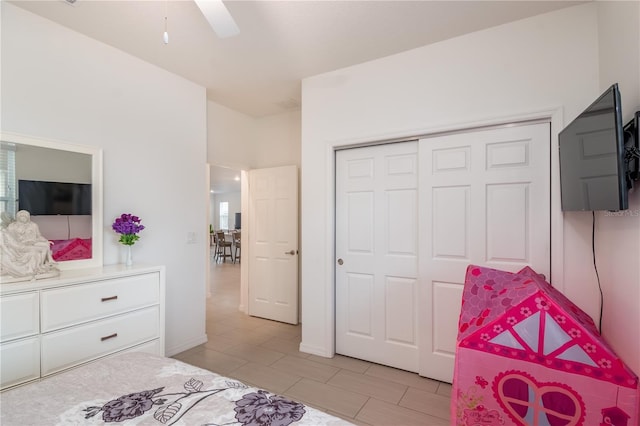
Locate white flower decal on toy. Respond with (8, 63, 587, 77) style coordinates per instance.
(554, 314, 566, 324)
(520, 307, 532, 317)
(535, 297, 550, 310)
(598, 358, 613, 369)
(568, 328, 581, 338)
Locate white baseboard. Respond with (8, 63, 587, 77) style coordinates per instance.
(299, 342, 333, 358)
(165, 334, 207, 357)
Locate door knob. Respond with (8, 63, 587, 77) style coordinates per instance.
(285, 250, 296, 255)
(337, 258, 344, 265)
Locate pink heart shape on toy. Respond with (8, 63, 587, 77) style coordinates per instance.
(494, 371, 585, 426)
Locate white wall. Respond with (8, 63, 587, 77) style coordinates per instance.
(592, 0, 640, 374)
(16, 145, 91, 183)
(207, 101, 301, 170)
(301, 2, 640, 374)
(207, 100, 255, 170)
(253, 110, 302, 168)
(1, 3, 209, 356)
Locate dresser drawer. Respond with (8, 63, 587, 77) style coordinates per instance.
(120, 339, 162, 356)
(0, 337, 40, 390)
(41, 306, 159, 376)
(41, 273, 160, 332)
(0, 292, 39, 342)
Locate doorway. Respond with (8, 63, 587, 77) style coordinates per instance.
(209, 165, 245, 304)
(208, 164, 299, 323)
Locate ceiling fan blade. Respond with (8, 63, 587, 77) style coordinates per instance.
(193, 0, 240, 39)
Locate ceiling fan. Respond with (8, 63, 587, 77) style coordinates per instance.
(193, 0, 240, 39)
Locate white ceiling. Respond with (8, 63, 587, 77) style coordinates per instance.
(11, 0, 584, 193)
(210, 165, 241, 194)
(12, 0, 584, 118)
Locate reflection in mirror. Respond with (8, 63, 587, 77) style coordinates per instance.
(0, 133, 102, 271)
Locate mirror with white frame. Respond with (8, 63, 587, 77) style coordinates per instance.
(0, 132, 103, 270)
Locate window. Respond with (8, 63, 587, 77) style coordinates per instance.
(219, 201, 229, 230)
(0, 143, 16, 216)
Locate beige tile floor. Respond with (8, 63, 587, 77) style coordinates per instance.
(172, 261, 451, 425)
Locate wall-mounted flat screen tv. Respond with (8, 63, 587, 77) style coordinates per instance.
(558, 84, 627, 211)
(18, 180, 92, 215)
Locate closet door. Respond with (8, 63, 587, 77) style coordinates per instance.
(418, 122, 550, 382)
(335, 141, 419, 372)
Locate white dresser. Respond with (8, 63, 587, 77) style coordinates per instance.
(0, 264, 165, 390)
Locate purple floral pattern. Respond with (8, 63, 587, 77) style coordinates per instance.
(83, 381, 308, 425)
(235, 391, 306, 426)
(85, 388, 165, 422)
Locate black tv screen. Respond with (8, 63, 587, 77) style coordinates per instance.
(18, 180, 92, 215)
(558, 84, 627, 211)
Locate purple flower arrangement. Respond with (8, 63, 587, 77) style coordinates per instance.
(112, 213, 145, 246)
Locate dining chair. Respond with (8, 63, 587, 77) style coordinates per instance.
(233, 231, 241, 263)
(216, 231, 233, 263)
(211, 231, 219, 261)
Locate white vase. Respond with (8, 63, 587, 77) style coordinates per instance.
(125, 245, 133, 266)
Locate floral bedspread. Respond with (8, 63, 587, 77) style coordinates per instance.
(0, 352, 353, 426)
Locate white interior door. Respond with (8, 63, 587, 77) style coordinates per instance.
(248, 165, 298, 324)
(335, 142, 419, 372)
(418, 122, 551, 382)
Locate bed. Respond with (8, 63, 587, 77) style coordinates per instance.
(0, 352, 353, 425)
(50, 237, 92, 261)
(29, 215, 93, 261)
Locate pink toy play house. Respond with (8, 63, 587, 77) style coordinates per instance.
(452, 265, 639, 426)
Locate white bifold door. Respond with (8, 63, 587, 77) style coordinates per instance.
(335, 142, 420, 372)
(335, 123, 550, 382)
(418, 123, 550, 382)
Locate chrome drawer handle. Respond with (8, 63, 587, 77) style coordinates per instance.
(101, 295, 118, 302)
(101, 333, 118, 342)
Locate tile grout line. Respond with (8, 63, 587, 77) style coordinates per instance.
(201, 263, 451, 425)
(351, 395, 372, 424)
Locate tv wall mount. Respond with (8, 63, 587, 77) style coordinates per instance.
(623, 110, 640, 188)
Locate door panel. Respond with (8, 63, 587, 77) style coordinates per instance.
(419, 122, 550, 382)
(433, 186, 469, 258)
(336, 142, 419, 372)
(486, 183, 529, 261)
(248, 165, 298, 324)
(346, 273, 374, 336)
(385, 276, 417, 344)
